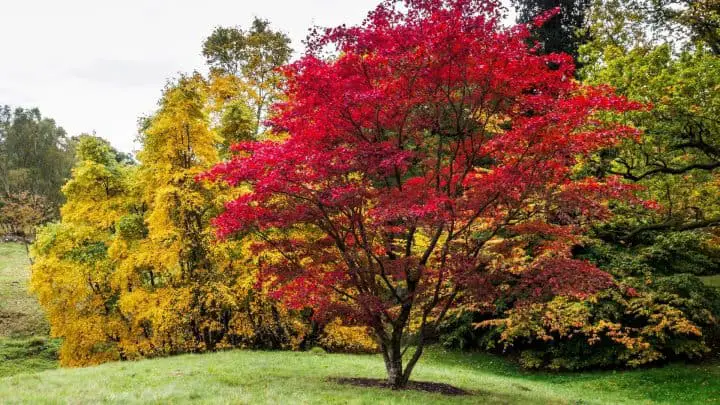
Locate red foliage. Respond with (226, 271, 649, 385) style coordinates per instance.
(513, 257, 616, 303)
(201, 0, 642, 383)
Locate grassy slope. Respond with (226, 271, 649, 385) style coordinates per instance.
(0, 243, 48, 337)
(0, 336, 59, 378)
(0, 243, 58, 377)
(1, 241, 718, 404)
(0, 348, 718, 404)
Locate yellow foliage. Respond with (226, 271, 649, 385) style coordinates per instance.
(319, 319, 379, 354)
(31, 72, 378, 367)
(31, 77, 308, 367)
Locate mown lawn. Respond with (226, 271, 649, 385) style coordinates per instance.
(0, 348, 718, 404)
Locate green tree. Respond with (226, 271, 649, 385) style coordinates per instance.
(581, 4, 720, 243)
(583, 1, 720, 55)
(512, 0, 592, 63)
(643, 0, 720, 54)
(0, 106, 75, 210)
(202, 18, 292, 136)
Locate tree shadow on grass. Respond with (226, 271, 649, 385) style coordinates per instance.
(330, 377, 471, 396)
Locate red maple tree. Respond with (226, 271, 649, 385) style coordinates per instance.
(203, 0, 642, 387)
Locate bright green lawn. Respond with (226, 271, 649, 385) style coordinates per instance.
(0, 348, 718, 404)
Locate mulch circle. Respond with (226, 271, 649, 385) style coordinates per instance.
(330, 377, 471, 396)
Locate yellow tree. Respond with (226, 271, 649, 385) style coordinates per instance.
(32, 73, 377, 367)
(202, 18, 292, 137)
(112, 73, 303, 356)
(31, 135, 136, 366)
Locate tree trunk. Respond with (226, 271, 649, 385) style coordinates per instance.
(379, 322, 430, 389)
(382, 340, 405, 389)
(22, 238, 33, 265)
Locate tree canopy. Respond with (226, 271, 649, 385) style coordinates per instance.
(512, 0, 592, 62)
(203, 0, 644, 387)
(25, 0, 720, 382)
(0, 106, 74, 208)
(203, 18, 292, 137)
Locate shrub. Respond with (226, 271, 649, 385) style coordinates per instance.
(308, 346, 327, 356)
(440, 310, 503, 352)
(318, 319, 379, 354)
(578, 232, 720, 277)
(475, 278, 720, 370)
(642, 233, 720, 276)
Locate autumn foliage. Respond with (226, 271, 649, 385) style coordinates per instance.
(26, 0, 720, 385)
(203, 0, 643, 387)
(30, 68, 377, 366)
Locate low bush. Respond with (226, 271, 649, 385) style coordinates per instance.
(318, 319, 379, 354)
(443, 275, 720, 370)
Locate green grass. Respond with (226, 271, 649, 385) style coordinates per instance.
(0, 243, 58, 378)
(0, 347, 717, 404)
(0, 336, 60, 378)
(0, 243, 49, 337)
(0, 241, 718, 404)
(701, 274, 720, 289)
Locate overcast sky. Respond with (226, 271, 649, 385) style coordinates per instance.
(1, 0, 513, 153)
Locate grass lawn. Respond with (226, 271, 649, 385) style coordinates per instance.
(1, 241, 718, 404)
(0, 348, 717, 404)
(0, 336, 59, 378)
(701, 274, 720, 289)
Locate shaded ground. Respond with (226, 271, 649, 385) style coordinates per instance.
(331, 377, 470, 396)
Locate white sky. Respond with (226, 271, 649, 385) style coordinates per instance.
(0, 0, 513, 153)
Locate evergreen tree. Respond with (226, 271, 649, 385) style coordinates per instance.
(512, 0, 592, 63)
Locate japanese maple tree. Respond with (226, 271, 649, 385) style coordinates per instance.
(203, 0, 642, 388)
